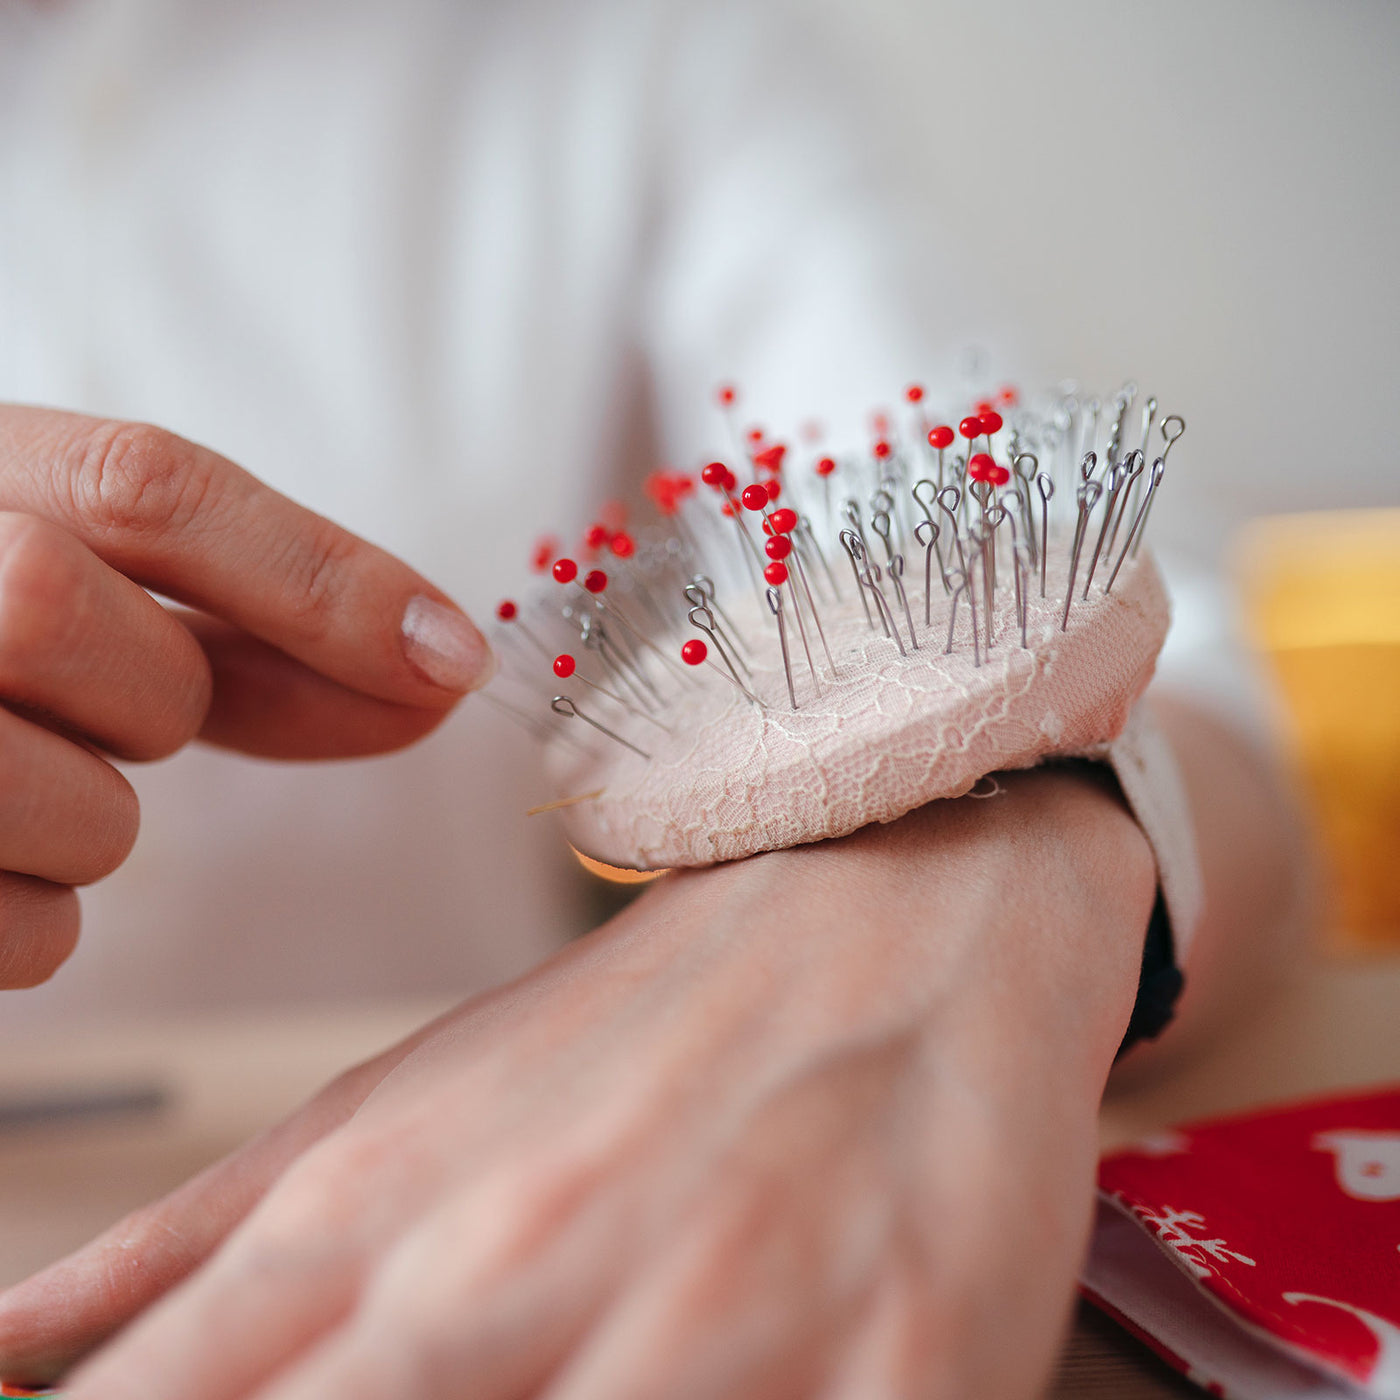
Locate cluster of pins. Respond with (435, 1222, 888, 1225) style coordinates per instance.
(482, 380, 1185, 762)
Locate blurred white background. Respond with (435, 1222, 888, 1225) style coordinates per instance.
(826, 0, 1399, 558)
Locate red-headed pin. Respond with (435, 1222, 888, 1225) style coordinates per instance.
(496, 599, 551, 661)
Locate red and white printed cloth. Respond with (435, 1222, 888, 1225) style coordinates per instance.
(1084, 1085, 1400, 1398)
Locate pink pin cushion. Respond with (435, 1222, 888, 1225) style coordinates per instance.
(547, 542, 1181, 874)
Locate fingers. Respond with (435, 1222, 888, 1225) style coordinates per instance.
(250, 1174, 622, 1400)
(0, 408, 492, 709)
(0, 512, 212, 760)
(0, 873, 79, 989)
(183, 616, 456, 759)
(0, 1048, 416, 1391)
(0, 705, 139, 885)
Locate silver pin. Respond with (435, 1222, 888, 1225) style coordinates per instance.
(690, 574, 749, 655)
(839, 528, 880, 632)
(684, 583, 752, 680)
(1036, 472, 1055, 598)
(593, 592, 689, 684)
(1105, 381, 1136, 466)
(1131, 416, 1184, 558)
(1061, 479, 1103, 631)
(1082, 458, 1129, 597)
(871, 509, 896, 566)
(1101, 449, 1144, 559)
(478, 687, 559, 744)
(1107, 458, 1166, 591)
(863, 557, 905, 655)
(551, 695, 651, 760)
(888, 554, 919, 650)
(553, 654, 671, 733)
(797, 515, 842, 602)
(937, 484, 967, 583)
(914, 518, 941, 624)
(766, 586, 798, 709)
(687, 605, 759, 701)
(912, 480, 949, 594)
(779, 561, 822, 696)
(944, 570, 979, 667)
(576, 612, 658, 710)
(1138, 396, 1159, 459)
(839, 504, 875, 627)
(1012, 453, 1039, 566)
(1013, 541, 1031, 648)
(782, 531, 836, 676)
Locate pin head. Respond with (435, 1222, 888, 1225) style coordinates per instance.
(553, 654, 576, 678)
(552, 558, 579, 584)
(928, 425, 955, 450)
(873, 439, 892, 460)
(496, 600, 518, 621)
(815, 456, 836, 477)
(741, 484, 769, 511)
(701, 462, 729, 490)
(764, 561, 789, 585)
(716, 384, 737, 407)
(753, 443, 786, 473)
(765, 478, 782, 502)
(584, 523, 609, 550)
(768, 507, 798, 534)
(610, 532, 635, 558)
(979, 410, 1004, 436)
(906, 384, 925, 403)
(530, 536, 558, 572)
(765, 535, 792, 560)
(681, 639, 707, 666)
(958, 416, 982, 441)
(584, 569, 608, 594)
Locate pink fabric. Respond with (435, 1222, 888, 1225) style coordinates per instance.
(548, 546, 1201, 957)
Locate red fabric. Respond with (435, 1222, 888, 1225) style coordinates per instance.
(1096, 1084, 1400, 1393)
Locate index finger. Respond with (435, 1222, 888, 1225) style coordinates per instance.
(0, 408, 493, 706)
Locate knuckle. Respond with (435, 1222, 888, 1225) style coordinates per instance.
(250, 1129, 413, 1248)
(271, 521, 358, 642)
(71, 421, 215, 538)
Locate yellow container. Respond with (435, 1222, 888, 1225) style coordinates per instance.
(1235, 509, 1400, 946)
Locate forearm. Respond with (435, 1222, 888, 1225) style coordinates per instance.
(620, 763, 1157, 1101)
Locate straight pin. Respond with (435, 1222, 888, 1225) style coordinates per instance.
(551, 695, 651, 759)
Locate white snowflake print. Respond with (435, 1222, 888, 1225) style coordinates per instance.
(1131, 1204, 1258, 1279)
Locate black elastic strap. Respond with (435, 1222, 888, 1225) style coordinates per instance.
(1116, 890, 1183, 1057)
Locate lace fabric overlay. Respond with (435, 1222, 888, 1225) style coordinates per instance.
(549, 547, 1202, 959)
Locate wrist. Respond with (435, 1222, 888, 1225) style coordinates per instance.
(637, 767, 1154, 1089)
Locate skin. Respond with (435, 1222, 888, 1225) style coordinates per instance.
(0, 405, 1306, 1397)
(0, 405, 492, 988)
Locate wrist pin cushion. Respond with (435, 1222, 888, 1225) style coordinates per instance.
(484, 381, 1204, 969)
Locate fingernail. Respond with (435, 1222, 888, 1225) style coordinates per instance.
(401, 595, 495, 692)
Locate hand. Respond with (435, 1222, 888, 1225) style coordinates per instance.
(0, 768, 1154, 1399)
(0, 407, 492, 989)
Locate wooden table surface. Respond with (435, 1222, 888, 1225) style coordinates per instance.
(1, 950, 1397, 1398)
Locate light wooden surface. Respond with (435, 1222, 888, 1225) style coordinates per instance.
(1, 953, 1397, 1398)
